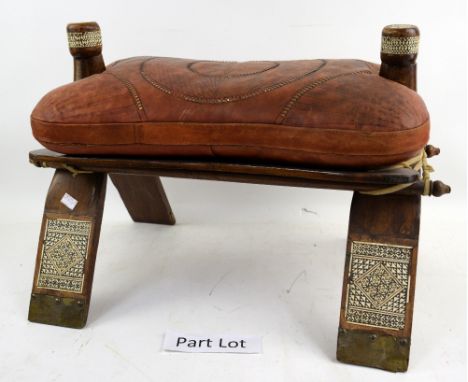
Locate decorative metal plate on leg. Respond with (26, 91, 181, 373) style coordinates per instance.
(36, 218, 92, 293)
(345, 241, 412, 330)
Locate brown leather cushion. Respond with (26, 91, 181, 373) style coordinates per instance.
(31, 57, 429, 168)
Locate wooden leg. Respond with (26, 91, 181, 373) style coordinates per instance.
(28, 170, 107, 329)
(110, 174, 175, 225)
(337, 192, 421, 372)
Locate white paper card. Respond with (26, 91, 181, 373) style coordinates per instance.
(163, 331, 262, 354)
(60, 193, 78, 210)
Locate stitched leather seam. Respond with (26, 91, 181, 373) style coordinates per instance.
(107, 56, 152, 68)
(353, 59, 378, 73)
(35, 120, 428, 157)
(106, 72, 146, 119)
(139, 58, 327, 104)
(140, 70, 172, 95)
(37, 140, 425, 158)
(31, 117, 429, 134)
(277, 70, 372, 122)
(187, 60, 280, 78)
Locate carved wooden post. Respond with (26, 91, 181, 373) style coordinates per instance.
(379, 24, 419, 90)
(67, 22, 175, 225)
(336, 25, 422, 372)
(67, 22, 106, 80)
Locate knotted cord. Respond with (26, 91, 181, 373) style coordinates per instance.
(361, 150, 434, 196)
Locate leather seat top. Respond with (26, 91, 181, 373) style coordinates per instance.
(31, 57, 429, 168)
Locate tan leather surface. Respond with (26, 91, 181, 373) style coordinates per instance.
(31, 57, 430, 168)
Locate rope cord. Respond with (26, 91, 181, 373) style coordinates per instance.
(360, 150, 434, 196)
(62, 164, 93, 177)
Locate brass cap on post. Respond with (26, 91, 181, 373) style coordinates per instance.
(67, 22, 102, 58)
(381, 24, 419, 66)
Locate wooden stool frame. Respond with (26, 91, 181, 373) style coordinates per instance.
(27, 22, 450, 372)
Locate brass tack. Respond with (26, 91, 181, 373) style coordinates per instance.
(399, 338, 408, 346)
(31, 293, 36, 298)
(55, 298, 60, 303)
(369, 334, 377, 341)
(77, 300, 83, 306)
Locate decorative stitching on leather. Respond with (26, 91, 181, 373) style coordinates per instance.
(353, 59, 378, 73)
(277, 70, 372, 122)
(107, 72, 146, 118)
(140, 58, 327, 104)
(187, 60, 280, 78)
(107, 56, 152, 68)
(140, 70, 172, 95)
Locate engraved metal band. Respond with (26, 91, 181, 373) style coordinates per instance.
(386, 24, 415, 30)
(381, 35, 419, 55)
(68, 30, 102, 48)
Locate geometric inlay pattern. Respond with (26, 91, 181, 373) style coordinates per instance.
(36, 218, 92, 293)
(67, 31, 102, 49)
(381, 35, 419, 55)
(345, 241, 412, 330)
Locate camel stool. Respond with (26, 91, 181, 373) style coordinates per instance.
(27, 22, 450, 372)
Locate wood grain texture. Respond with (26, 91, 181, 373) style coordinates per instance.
(29, 148, 423, 192)
(337, 192, 421, 371)
(110, 174, 175, 224)
(28, 169, 107, 328)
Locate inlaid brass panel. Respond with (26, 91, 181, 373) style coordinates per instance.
(345, 241, 412, 330)
(37, 218, 92, 293)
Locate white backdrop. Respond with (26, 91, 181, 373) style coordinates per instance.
(0, 1, 466, 381)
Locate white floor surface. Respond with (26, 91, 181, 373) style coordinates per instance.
(0, 178, 466, 382)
